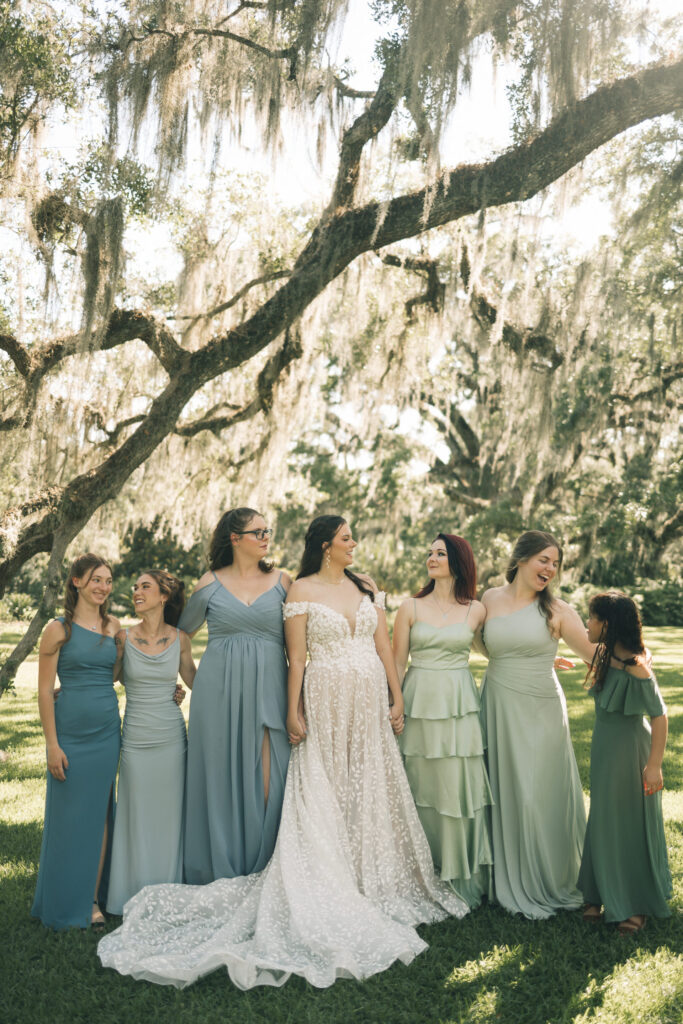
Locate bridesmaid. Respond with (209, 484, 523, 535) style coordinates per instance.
(179, 507, 291, 883)
(579, 592, 670, 932)
(107, 570, 196, 915)
(393, 533, 493, 908)
(32, 553, 121, 929)
(480, 530, 596, 919)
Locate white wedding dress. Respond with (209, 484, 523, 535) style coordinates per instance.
(98, 594, 468, 989)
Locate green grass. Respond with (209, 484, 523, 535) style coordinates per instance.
(1, 626, 682, 1024)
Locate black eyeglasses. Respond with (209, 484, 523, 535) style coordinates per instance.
(236, 529, 272, 540)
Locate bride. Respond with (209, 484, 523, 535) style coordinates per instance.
(98, 515, 468, 989)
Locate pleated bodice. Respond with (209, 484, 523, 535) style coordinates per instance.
(179, 577, 285, 648)
(483, 601, 560, 698)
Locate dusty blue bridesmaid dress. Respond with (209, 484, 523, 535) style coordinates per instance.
(178, 573, 290, 883)
(107, 632, 187, 914)
(31, 621, 120, 929)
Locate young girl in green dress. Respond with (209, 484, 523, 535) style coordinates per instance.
(579, 592, 671, 934)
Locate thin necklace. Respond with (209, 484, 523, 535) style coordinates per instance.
(74, 616, 101, 632)
(317, 572, 345, 586)
(432, 592, 453, 618)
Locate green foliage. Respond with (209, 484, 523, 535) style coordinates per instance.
(112, 517, 206, 615)
(637, 581, 683, 629)
(0, 2, 76, 168)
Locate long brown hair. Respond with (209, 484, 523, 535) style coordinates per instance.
(505, 530, 562, 627)
(208, 507, 273, 574)
(296, 515, 374, 600)
(585, 591, 645, 692)
(416, 533, 477, 602)
(138, 570, 186, 626)
(63, 553, 113, 641)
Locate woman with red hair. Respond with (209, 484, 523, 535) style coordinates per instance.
(393, 533, 493, 908)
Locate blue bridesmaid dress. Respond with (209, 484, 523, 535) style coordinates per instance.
(178, 573, 290, 883)
(106, 632, 187, 914)
(31, 621, 120, 929)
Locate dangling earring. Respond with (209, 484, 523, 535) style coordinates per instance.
(324, 549, 331, 569)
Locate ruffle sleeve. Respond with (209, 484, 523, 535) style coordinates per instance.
(283, 601, 309, 620)
(594, 668, 667, 718)
(177, 579, 219, 633)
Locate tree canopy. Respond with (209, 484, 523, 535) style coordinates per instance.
(1, 0, 682, 689)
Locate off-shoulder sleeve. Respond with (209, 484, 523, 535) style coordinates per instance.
(596, 669, 667, 718)
(375, 591, 386, 610)
(283, 601, 309, 620)
(178, 579, 219, 633)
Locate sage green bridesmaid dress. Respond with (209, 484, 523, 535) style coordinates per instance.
(578, 668, 671, 921)
(106, 632, 187, 915)
(399, 607, 493, 907)
(480, 600, 586, 918)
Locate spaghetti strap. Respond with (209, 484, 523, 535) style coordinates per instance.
(413, 598, 418, 623)
(278, 571, 283, 585)
(464, 601, 472, 623)
(211, 570, 219, 583)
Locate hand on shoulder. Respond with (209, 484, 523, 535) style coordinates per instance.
(626, 654, 652, 680)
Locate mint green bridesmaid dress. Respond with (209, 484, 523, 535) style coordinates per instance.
(481, 600, 586, 918)
(399, 606, 493, 908)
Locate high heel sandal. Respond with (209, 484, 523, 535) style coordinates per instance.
(91, 901, 106, 930)
(582, 904, 602, 923)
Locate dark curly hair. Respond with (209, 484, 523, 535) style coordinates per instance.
(138, 569, 186, 626)
(585, 591, 645, 692)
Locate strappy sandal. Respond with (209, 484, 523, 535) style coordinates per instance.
(91, 901, 106, 931)
(582, 904, 602, 923)
(617, 915, 647, 936)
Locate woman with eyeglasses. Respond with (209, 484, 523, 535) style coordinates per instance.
(178, 507, 291, 882)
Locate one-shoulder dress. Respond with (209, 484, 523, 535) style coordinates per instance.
(107, 632, 187, 914)
(578, 667, 671, 921)
(480, 601, 586, 918)
(31, 621, 120, 929)
(98, 594, 467, 989)
(178, 574, 290, 882)
(399, 610, 493, 907)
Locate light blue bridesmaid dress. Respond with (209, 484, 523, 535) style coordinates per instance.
(178, 573, 290, 883)
(107, 632, 187, 914)
(31, 621, 120, 929)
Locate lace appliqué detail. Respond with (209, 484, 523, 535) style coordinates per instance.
(282, 601, 309, 620)
(99, 596, 468, 990)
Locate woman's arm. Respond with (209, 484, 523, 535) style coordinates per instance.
(37, 621, 69, 782)
(374, 605, 404, 734)
(178, 631, 197, 690)
(284, 612, 308, 744)
(557, 601, 597, 662)
(113, 629, 126, 682)
(391, 601, 413, 685)
(643, 714, 668, 794)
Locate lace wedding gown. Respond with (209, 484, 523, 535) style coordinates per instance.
(98, 594, 468, 989)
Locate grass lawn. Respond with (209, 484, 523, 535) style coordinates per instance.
(1, 625, 681, 1024)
